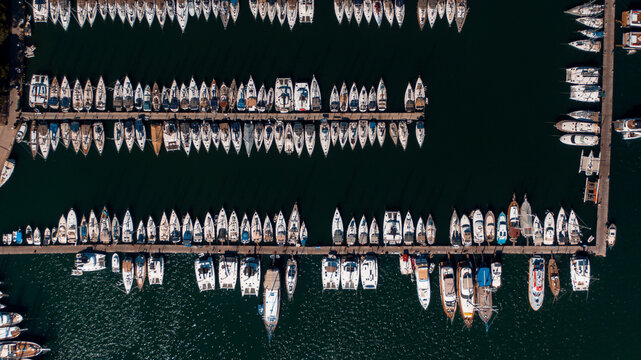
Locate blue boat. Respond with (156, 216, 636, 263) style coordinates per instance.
(15, 229, 22, 245)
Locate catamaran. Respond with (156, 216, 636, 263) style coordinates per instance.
(218, 255, 238, 289)
(263, 267, 281, 339)
(322, 254, 341, 290)
(240, 256, 261, 296)
(195, 256, 216, 291)
(340, 256, 359, 290)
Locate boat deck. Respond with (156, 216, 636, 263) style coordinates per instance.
(595, 0, 615, 257)
(16, 111, 425, 122)
(0, 244, 591, 256)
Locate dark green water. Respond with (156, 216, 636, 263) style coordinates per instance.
(2, 0, 641, 358)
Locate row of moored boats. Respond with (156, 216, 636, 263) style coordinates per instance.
(565, 2, 604, 53)
(32, 0, 315, 31)
(2, 204, 307, 247)
(15, 117, 426, 160)
(0, 289, 49, 359)
(29, 74, 428, 114)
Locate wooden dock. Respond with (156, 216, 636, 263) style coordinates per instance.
(595, 0, 615, 257)
(0, 244, 591, 256)
(17, 111, 424, 123)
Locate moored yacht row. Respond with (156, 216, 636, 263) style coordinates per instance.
(558, 67, 602, 147)
(1, 204, 307, 247)
(333, 0, 468, 32)
(331, 208, 436, 246)
(565, 2, 604, 53)
(449, 194, 589, 247)
(33, 0, 314, 31)
(15, 117, 427, 160)
(28, 75, 427, 114)
(0, 288, 49, 358)
(621, 10, 641, 53)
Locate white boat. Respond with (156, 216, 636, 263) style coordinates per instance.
(332, 208, 344, 245)
(402, 211, 414, 245)
(383, 211, 403, 245)
(285, 257, 298, 300)
(195, 256, 216, 291)
(240, 213, 251, 244)
(404, 83, 414, 112)
(543, 211, 555, 245)
(134, 119, 146, 151)
(560, 134, 599, 146)
(354, 0, 363, 24)
(570, 255, 590, 291)
(250, 212, 262, 244)
(565, 66, 600, 85)
(457, 260, 474, 328)
(135, 219, 146, 244)
(484, 211, 495, 243)
(334, 0, 344, 23)
(298, 0, 313, 23)
(156, 0, 167, 27)
(57, 214, 67, 244)
(111, 253, 120, 273)
(415, 216, 426, 245)
(383, 0, 393, 26)
(240, 256, 261, 296)
(376, 122, 386, 147)
(394, 0, 404, 26)
(177, 0, 188, 31)
(158, 212, 169, 243)
(532, 215, 543, 246)
(287, 203, 300, 245)
(216, 207, 228, 242)
(263, 267, 281, 338)
(360, 255, 378, 290)
(147, 254, 164, 285)
(414, 76, 426, 111)
(528, 256, 545, 311)
(414, 255, 431, 309)
(322, 254, 341, 290)
(92, 122, 105, 155)
(454, 0, 466, 32)
(167, 210, 179, 244)
(340, 256, 359, 290)
(568, 209, 582, 244)
(263, 214, 274, 243)
(0, 160, 15, 188)
(356, 215, 368, 245)
(275, 211, 287, 245)
(319, 119, 330, 157)
(286, 0, 297, 29)
(398, 120, 408, 150)
(346, 217, 357, 246)
(121, 256, 134, 294)
(439, 260, 457, 321)
(182, 212, 193, 246)
(294, 82, 310, 112)
(231, 122, 242, 154)
(569, 39, 601, 52)
(555, 120, 600, 134)
(565, 3, 604, 16)
(218, 255, 238, 289)
(72, 251, 107, 273)
(146, 216, 156, 244)
(471, 209, 484, 244)
(228, 211, 239, 242)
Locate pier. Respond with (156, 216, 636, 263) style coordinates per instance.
(16, 111, 424, 123)
(0, 244, 591, 256)
(595, 0, 615, 257)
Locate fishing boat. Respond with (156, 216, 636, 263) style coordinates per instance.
(332, 208, 344, 245)
(195, 256, 215, 291)
(439, 259, 457, 321)
(322, 254, 341, 290)
(403, 211, 415, 245)
(251, 212, 262, 243)
(404, 83, 414, 112)
(460, 213, 472, 246)
(383, 211, 403, 245)
(346, 217, 357, 246)
(121, 255, 134, 294)
(508, 194, 520, 242)
(560, 134, 599, 146)
(218, 255, 238, 289)
(548, 257, 560, 300)
(356, 255, 377, 290)
(0, 341, 48, 359)
(240, 256, 261, 296)
(475, 265, 493, 326)
(414, 255, 431, 309)
(341, 256, 359, 290)
(263, 267, 281, 338)
(263, 214, 274, 243)
(528, 256, 545, 311)
(570, 254, 590, 291)
(471, 209, 484, 244)
(147, 254, 164, 285)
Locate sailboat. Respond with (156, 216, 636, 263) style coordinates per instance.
(263, 267, 281, 339)
(285, 257, 298, 300)
(332, 208, 344, 245)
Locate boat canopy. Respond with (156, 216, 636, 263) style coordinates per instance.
(476, 267, 491, 287)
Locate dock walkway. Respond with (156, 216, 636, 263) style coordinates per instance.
(0, 244, 591, 256)
(595, 0, 615, 257)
